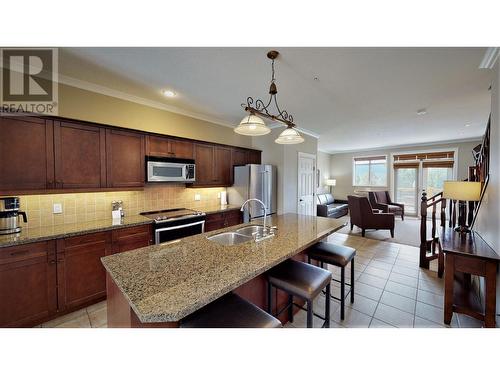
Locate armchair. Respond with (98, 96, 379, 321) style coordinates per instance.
(347, 195, 395, 238)
(368, 191, 405, 220)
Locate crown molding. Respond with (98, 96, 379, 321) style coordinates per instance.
(58, 74, 236, 128)
(479, 47, 499, 69)
(321, 136, 483, 155)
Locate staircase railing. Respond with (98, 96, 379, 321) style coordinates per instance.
(419, 191, 445, 277)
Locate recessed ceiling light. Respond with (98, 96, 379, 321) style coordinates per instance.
(416, 108, 427, 116)
(162, 89, 176, 98)
(465, 124, 471, 127)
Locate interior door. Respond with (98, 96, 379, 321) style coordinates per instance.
(394, 165, 419, 215)
(298, 153, 316, 216)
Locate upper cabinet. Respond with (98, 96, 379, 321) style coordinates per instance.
(193, 144, 232, 187)
(106, 129, 145, 188)
(0, 116, 54, 191)
(53, 121, 106, 189)
(146, 135, 194, 159)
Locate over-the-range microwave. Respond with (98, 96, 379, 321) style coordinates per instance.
(146, 156, 196, 183)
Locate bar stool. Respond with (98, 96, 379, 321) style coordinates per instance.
(181, 292, 282, 328)
(267, 259, 332, 328)
(307, 242, 356, 320)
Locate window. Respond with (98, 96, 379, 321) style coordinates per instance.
(353, 156, 387, 186)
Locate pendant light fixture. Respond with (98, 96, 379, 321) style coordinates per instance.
(235, 50, 304, 144)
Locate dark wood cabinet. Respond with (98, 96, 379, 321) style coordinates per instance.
(111, 224, 153, 254)
(146, 135, 194, 159)
(56, 232, 111, 312)
(0, 116, 54, 191)
(205, 210, 243, 232)
(106, 129, 145, 188)
(0, 241, 57, 327)
(232, 148, 249, 167)
(194, 144, 234, 187)
(248, 149, 262, 164)
(54, 121, 107, 189)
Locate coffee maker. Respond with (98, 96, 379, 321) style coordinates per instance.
(0, 197, 28, 234)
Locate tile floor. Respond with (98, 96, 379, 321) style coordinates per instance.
(37, 233, 484, 328)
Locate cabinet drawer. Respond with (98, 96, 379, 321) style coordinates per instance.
(0, 242, 52, 265)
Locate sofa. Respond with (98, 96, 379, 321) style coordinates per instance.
(316, 193, 349, 218)
(368, 191, 405, 220)
(347, 195, 395, 237)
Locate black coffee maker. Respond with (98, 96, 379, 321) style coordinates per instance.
(0, 197, 28, 234)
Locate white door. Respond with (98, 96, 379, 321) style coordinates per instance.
(298, 152, 316, 216)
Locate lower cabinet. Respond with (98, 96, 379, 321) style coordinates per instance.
(56, 232, 112, 312)
(205, 210, 243, 232)
(0, 223, 153, 327)
(0, 241, 57, 328)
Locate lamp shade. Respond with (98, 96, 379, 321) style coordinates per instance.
(234, 114, 271, 136)
(274, 126, 304, 144)
(442, 181, 481, 201)
(325, 179, 337, 186)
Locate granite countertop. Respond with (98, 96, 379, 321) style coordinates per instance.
(0, 215, 154, 248)
(101, 213, 347, 323)
(0, 204, 240, 248)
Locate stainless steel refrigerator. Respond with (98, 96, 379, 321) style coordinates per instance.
(227, 164, 277, 222)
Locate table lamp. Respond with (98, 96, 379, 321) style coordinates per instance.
(325, 179, 336, 195)
(442, 181, 481, 233)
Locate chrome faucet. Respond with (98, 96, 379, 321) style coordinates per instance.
(240, 198, 268, 233)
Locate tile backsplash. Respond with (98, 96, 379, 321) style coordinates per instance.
(11, 185, 226, 228)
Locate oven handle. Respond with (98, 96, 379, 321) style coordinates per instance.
(155, 220, 205, 244)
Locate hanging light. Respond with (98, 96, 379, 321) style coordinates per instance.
(275, 125, 304, 144)
(236, 50, 304, 144)
(234, 113, 271, 136)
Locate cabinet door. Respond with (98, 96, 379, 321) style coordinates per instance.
(248, 150, 262, 164)
(0, 241, 57, 327)
(170, 138, 194, 159)
(0, 116, 54, 191)
(111, 224, 153, 254)
(214, 146, 232, 186)
(106, 129, 145, 188)
(56, 232, 111, 312)
(194, 143, 215, 185)
(54, 121, 106, 189)
(232, 148, 248, 167)
(146, 135, 170, 157)
(225, 210, 243, 227)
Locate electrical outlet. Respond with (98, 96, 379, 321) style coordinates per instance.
(194, 194, 201, 201)
(53, 203, 63, 214)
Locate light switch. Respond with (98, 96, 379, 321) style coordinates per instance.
(53, 203, 63, 214)
(194, 194, 201, 201)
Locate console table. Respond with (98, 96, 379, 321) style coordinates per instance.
(441, 228, 499, 328)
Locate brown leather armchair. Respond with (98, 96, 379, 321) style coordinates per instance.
(348, 195, 395, 238)
(368, 191, 405, 220)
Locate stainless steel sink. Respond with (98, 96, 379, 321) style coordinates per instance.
(206, 232, 253, 246)
(235, 225, 268, 237)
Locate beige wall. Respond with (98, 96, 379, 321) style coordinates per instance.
(57, 84, 253, 148)
(317, 151, 332, 194)
(474, 61, 500, 325)
(329, 140, 480, 200)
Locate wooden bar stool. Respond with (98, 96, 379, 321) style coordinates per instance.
(267, 259, 332, 328)
(307, 242, 356, 320)
(181, 293, 282, 328)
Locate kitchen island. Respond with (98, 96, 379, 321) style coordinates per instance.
(101, 213, 347, 327)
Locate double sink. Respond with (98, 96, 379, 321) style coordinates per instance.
(207, 225, 275, 245)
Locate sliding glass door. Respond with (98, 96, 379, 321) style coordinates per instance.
(394, 165, 419, 215)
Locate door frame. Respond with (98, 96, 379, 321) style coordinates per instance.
(389, 147, 458, 216)
(297, 152, 317, 216)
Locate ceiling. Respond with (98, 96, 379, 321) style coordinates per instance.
(59, 47, 492, 153)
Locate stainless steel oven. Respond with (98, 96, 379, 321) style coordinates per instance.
(141, 208, 206, 244)
(146, 156, 195, 183)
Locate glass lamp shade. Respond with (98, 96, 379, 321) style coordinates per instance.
(442, 181, 481, 201)
(274, 126, 304, 144)
(234, 114, 271, 136)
